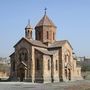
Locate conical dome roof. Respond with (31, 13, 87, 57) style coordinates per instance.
(25, 24, 32, 29)
(25, 20, 32, 29)
(35, 14, 56, 28)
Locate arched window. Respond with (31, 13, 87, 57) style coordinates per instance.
(65, 55, 67, 62)
(19, 53, 21, 62)
(18, 48, 28, 62)
(56, 60, 58, 70)
(28, 30, 29, 34)
(12, 61, 15, 72)
(47, 31, 49, 39)
(30, 31, 32, 37)
(48, 59, 50, 70)
(68, 55, 70, 63)
(38, 31, 41, 40)
(65, 69, 67, 78)
(25, 30, 27, 37)
(53, 32, 55, 40)
(37, 59, 40, 70)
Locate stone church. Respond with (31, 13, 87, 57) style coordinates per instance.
(10, 11, 82, 83)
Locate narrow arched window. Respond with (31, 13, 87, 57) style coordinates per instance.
(47, 31, 49, 39)
(68, 55, 70, 63)
(48, 59, 50, 70)
(38, 31, 41, 40)
(28, 30, 29, 34)
(53, 32, 55, 40)
(18, 48, 28, 62)
(25, 30, 27, 37)
(65, 55, 67, 62)
(37, 59, 40, 70)
(65, 69, 67, 78)
(31, 31, 32, 37)
(12, 61, 15, 72)
(56, 60, 58, 70)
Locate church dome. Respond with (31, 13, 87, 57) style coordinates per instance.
(25, 20, 32, 29)
(25, 24, 32, 29)
(35, 9, 56, 28)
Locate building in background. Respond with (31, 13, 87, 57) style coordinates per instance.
(0, 57, 10, 80)
(78, 57, 90, 79)
(10, 10, 82, 83)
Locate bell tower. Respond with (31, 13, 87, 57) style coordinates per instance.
(25, 20, 33, 40)
(35, 9, 57, 45)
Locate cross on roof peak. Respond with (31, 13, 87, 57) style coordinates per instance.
(44, 8, 47, 15)
(28, 19, 30, 25)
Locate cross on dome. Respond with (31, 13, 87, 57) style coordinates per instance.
(44, 8, 47, 15)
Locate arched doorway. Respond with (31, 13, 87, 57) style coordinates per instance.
(17, 64, 26, 82)
(19, 68, 25, 81)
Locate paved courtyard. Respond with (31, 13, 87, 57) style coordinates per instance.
(0, 80, 90, 90)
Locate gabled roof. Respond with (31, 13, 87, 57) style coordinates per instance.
(48, 40, 73, 50)
(35, 48, 57, 55)
(9, 52, 15, 57)
(14, 37, 47, 48)
(35, 14, 56, 28)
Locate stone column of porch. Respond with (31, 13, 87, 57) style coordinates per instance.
(32, 47, 35, 83)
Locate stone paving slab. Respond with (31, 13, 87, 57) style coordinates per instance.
(0, 80, 90, 90)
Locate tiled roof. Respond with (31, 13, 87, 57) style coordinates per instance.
(48, 40, 67, 48)
(29, 39, 47, 48)
(14, 37, 47, 48)
(35, 14, 56, 27)
(48, 40, 73, 49)
(14, 37, 73, 49)
(35, 48, 57, 55)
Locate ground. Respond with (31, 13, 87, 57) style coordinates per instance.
(0, 80, 90, 90)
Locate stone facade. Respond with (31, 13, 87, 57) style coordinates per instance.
(10, 11, 82, 83)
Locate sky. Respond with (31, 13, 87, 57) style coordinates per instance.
(0, 0, 90, 58)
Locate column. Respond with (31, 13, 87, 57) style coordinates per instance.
(25, 69, 27, 80)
